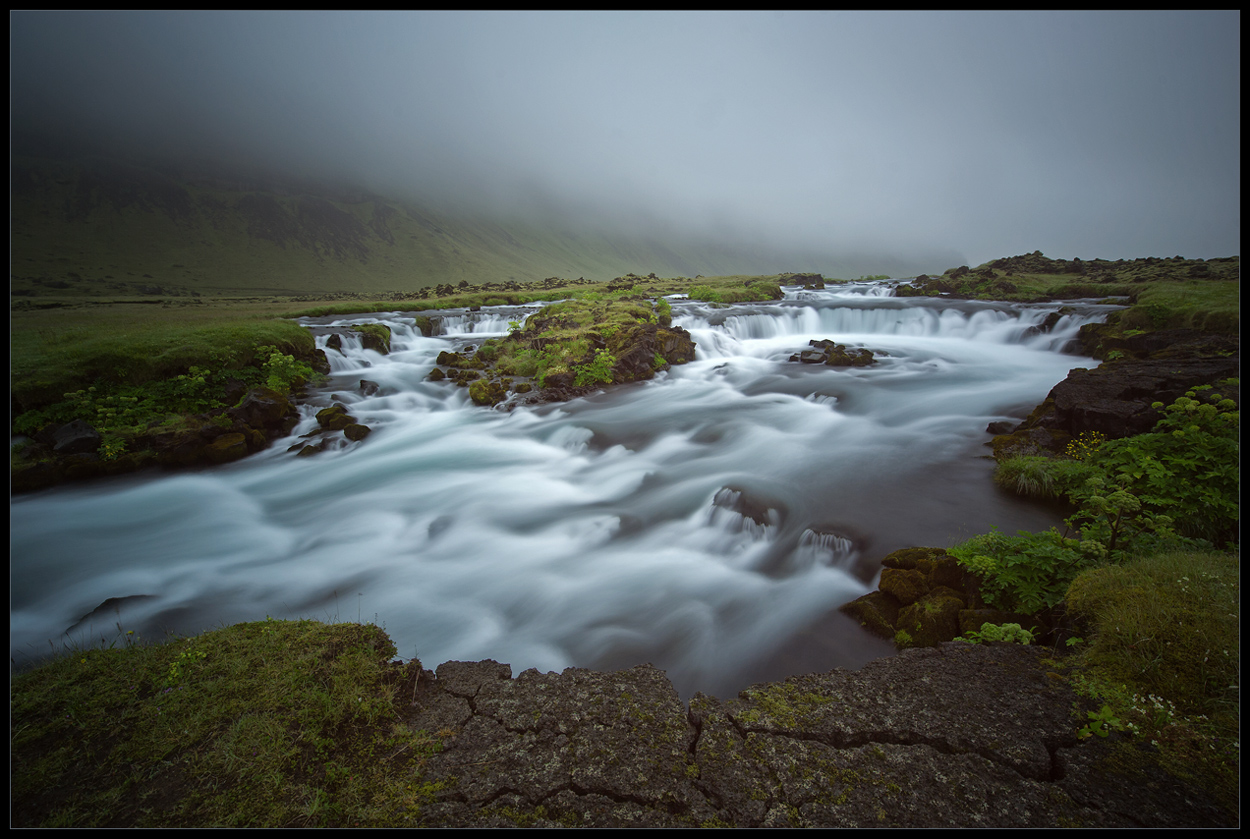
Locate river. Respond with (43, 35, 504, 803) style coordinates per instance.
(10, 282, 1116, 698)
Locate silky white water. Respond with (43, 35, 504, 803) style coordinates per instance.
(10, 283, 1115, 697)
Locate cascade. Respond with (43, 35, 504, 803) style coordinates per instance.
(10, 282, 1118, 698)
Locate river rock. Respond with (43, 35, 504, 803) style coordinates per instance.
(789, 339, 876, 367)
(227, 387, 298, 435)
(842, 548, 995, 648)
(52, 419, 102, 455)
(315, 404, 355, 431)
(204, 432, 249, 463)
(343, 423, 372, 442)
(999, 356, 1239, 454)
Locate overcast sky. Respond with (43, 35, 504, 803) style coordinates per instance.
(10, 11, 1241, 266)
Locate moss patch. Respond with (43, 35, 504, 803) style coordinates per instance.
(10, 620, 446, 827)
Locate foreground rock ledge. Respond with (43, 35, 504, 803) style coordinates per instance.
(409, 644, 1229, 827)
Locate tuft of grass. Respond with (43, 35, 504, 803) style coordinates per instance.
(993, 455, 1095, 500)
(10, 619, 446, 827)
(687, 282, 784, 304)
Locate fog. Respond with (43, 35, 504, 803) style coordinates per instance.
(10, 11, 1241, 267)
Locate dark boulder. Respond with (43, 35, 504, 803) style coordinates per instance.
(204, 433, 249, 464)
(228, 387, 298, 435)
(343, 423, 372, 442)
(52, 420, 102, 455)
(1029, 357, 1238, 441)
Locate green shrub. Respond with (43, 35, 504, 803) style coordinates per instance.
(994, 455, 1095, 500)
(574, 349, 615, 387)
(949, 528, 1103, 614)
(1067, 389, 1238, 549)
(960, 622, 1035, 644)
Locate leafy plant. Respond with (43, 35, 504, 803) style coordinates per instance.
(1078, 704, 1127, 739)
(949, 528, 1102, 614)
(1066, 390, 1238, 549)
(259, 346, 314, 396)
(574, 349, 616, 387)
(960, 622, 1034, 645)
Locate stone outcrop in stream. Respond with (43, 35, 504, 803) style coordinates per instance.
(405, 644, 1230, 827)
(990, 327, 1239, 458)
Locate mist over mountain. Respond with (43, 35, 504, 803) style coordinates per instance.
(11, 11, 1241, 285)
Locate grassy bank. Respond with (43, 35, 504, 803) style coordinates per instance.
(1063, 549, 1239, 813)
(901, 253, 1239, 334)
(10, 620, 444, 827)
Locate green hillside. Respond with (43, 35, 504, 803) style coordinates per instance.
(10, 155, 904, 299)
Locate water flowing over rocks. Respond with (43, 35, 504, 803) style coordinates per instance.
(11, 283, 1122, 701)
(406, 644, 1229, 827)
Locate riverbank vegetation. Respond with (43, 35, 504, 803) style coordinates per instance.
(10, 619, 446, 827)
(900, 252, 1239, 335)
(8, 272, 800, 482)
(951, 384, 1240, 808)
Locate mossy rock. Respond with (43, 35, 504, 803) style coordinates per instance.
(315, 405, 355, 431)
(838, 590, 902, 640)
(895, 591, 964, 648)
(928, 555, 965, 590)
(877, 567, 929, 606)
(880, 547, 948, 570)
(351, 324, 391, 354)
(205, 432, 248, 464)
(343, 423, 371, 442)
(468, 378, 508, 406)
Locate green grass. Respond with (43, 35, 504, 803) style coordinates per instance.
(899, 254, 1239, 335)
(10, 619, 447, 827)
(11, 302, 314, 415)
(1064, 551, 1239, 812)
(1120, 281, 1241, 333)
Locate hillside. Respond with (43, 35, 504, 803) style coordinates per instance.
(10, 154, 935, 298)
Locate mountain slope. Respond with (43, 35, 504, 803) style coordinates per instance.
(10, 155, 945, 298)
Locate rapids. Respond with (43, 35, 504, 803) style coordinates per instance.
(10, 282, 1117, 698)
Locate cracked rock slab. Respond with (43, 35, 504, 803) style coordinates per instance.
(403, 644, 1234, 827)
(419, 663, 714, 827)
